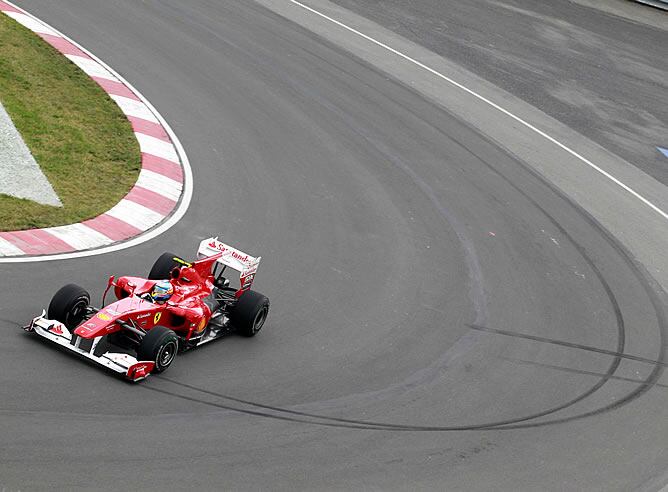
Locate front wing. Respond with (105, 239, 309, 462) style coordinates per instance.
(24, 311, 154, 382)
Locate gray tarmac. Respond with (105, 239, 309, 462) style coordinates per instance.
(1, 0, 667, 490)
(327, 0, 668, 185)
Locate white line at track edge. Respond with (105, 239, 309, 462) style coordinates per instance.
(287, 0, 668, 222)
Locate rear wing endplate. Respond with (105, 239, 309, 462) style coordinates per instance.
(197, 237, 261, 290)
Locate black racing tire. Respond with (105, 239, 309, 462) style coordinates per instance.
(137, 326, 179, 373)
(229, 290, 269, 337)
(148, 252, 181, 280)
(47, 284, 90, 330)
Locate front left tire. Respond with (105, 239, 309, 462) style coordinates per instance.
(137, 326, 179, 373)
(47, 283, 90, 330)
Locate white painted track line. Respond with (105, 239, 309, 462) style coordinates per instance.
(287, 0, 668, 222)
(135, 169, 183, 201)
(4, 11, 57, 35)
(112, 95, 160, 123)
(45, 223, 113, 250)
(65, 54, 117, 81)
(0, 237, 25, 256)
(106, 199, 165, 231)
(135, 133, 179, 162)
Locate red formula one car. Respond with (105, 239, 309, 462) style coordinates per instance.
(24, 237, 269, 381)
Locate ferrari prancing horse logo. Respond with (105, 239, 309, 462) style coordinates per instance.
(154, 312, 162, 325)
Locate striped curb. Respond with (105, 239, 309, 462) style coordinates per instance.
(0, 1, 189, 257)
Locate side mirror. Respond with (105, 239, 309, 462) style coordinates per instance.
(170, 267, 180, 280)
(101, 275, 116, 307)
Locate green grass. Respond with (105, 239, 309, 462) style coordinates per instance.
(0, 12, 140, 231)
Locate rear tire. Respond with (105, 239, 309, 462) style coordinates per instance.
(229, 290, 269, 337)
(137, 326, 179, 373)
(148, 252, 181, 280)
(47, 284, 90, 330)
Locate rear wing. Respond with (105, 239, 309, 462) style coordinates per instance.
(197, 237, 261, 291)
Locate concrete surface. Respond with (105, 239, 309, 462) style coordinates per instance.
(0, 100, 61, 206)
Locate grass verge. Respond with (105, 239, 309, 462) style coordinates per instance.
(0, 12, 140, 231)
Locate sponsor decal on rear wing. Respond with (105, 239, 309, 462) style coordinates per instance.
(197, 237, 261, 290)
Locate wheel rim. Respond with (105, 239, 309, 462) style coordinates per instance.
(66, 298, 88, 328)
(252, 306, 268, 334)
(157, 340, 177, 369)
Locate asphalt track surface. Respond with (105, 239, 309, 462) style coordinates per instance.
(1, 1, 667, 490)
(327, 0, 668, 185)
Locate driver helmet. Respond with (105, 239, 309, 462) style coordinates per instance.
(151, 280, 173, 303)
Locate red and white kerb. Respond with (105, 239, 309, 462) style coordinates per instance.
(0, 1, 185, 256)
